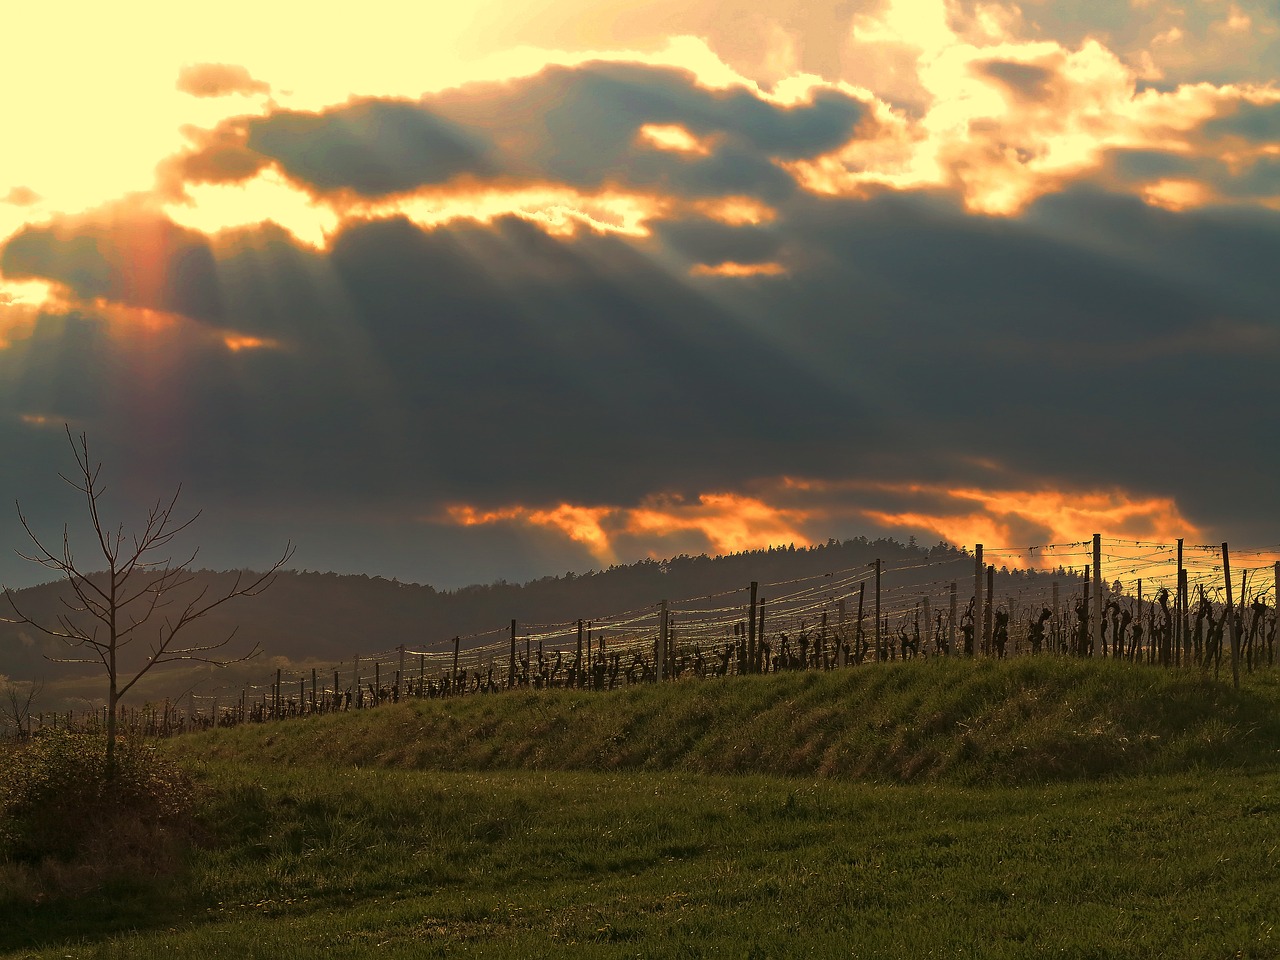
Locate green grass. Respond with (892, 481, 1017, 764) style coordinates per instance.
(169, 656, 1280, 783)
(5, 658, 1280, 958)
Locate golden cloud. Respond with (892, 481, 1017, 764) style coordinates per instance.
(444, 490, 816, 565)
(437, 472, 1280, 594)
(637, 123, 714, 156)
(786, 0, 1280, 215)
(689, 261, 787, 277)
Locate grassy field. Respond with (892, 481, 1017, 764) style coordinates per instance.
(4, 657, 1280, 958)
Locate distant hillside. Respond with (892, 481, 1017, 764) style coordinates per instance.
(0, 537, 967, 683)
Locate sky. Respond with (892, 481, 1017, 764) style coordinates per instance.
(1, 0, 1278, 590)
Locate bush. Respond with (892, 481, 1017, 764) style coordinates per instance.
(0, 731, 196, 898)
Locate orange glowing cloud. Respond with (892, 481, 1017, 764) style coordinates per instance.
(690, 261, 787, 278)
(444, 490, 815, 565)
(165, 175, 675, 248)
(859, 482, 1201, 565)
(446, 504, 527, 527)
(690, 196, 776, 226)
(526, 504, 616, 560)
(624, 492, 815, 555)
(637, 123, 714, 156)
(222, 334, 279, 352)
(786, 0, 1280, 215)
(442, 474, 1240, 578)
(164, 169, 785, 253)
(1142, 178, 1216, 211)
(0, 279, 58, 349)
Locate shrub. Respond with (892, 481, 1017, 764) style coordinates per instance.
(0, 731, 196, 898)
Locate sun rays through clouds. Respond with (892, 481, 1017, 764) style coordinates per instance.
(1, 1, 1278, 587)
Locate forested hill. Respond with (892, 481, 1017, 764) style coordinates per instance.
(1, 537, 988, 680)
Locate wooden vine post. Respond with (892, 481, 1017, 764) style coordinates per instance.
(973, 545, 983, 657)
(1092, 534, 1102, 658)
(872, 560, 882, 662)
(1177, 539, 1187, 664)
(1222, 543, 1239, 690)
(747, 581, 759, 674)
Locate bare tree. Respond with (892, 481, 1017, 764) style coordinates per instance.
(0, 676, 42, 738)
(3, 428, 293, 769)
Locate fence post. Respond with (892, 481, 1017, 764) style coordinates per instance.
(274, 668, 281, 720)
(1092, 534, 1102, 657)
(1223, 543, 1239, 689)
(973, 545, 983, 657)
(874, 561, 882, 662)
(747, 582, 758, 674)
(452, 637, 461, 694)
(1176, 539, 1186, 665)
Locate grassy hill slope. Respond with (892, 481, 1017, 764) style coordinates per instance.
(171, 656, 1280, 785)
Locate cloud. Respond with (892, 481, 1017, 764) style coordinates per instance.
(5, 16, 1280, 590)
(166, 60, 869, 209)
(5, 181, 1277, 565)
(3, 186, 40, 207)
(176, 62, 271, 98)
(245, 101, 492, 197)
(448, 489, 819, 565)
(1, 199, 225, 323)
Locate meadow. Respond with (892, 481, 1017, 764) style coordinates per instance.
(4, 656, 1280, 958)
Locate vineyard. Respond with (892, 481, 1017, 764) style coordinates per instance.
(10, 534, 1278, 739)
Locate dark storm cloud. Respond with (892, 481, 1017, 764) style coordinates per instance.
(1203, 99, 1280, 142)
(170, 61, 869, 201)
(246, 101, 491, 196)
(430, 61, 870, 194)
(728, 186, 1280, 537)
(1106, 148, 1205, 181)
(651, 217, 782, 267)
(176, 63, 271, 98)
(1, 205, 224, 323)
(0, 205, 867, 512)
(5, 174, 1280, 569)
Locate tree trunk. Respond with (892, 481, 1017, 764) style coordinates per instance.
(106, 680, 119, 777)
